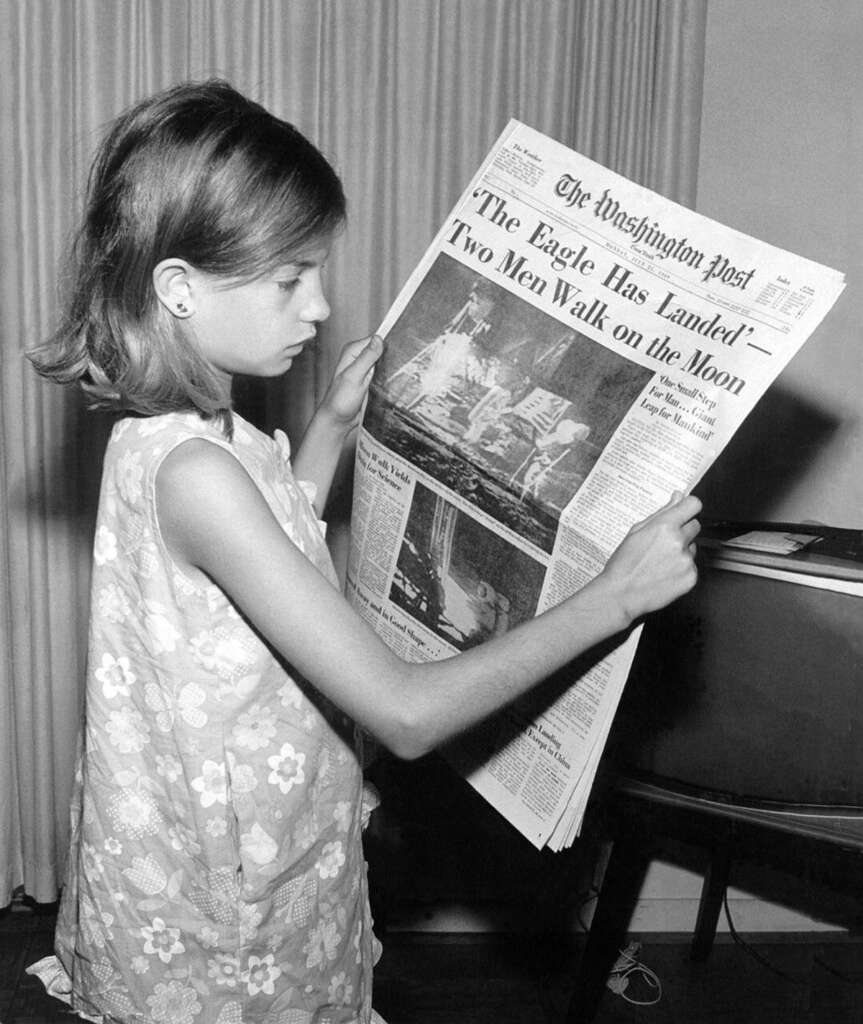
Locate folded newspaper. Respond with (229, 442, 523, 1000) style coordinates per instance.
(346, 120, 845, 850)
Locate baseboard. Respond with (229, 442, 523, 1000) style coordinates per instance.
(628, 896, 847, 934)
(382, 896, 850, 936)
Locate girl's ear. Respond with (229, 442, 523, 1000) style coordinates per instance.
(153, 258, 195, 319)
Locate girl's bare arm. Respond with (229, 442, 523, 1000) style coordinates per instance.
(157, 441, 699, 760)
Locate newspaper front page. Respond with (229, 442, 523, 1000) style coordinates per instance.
(346, 121, 845, 850)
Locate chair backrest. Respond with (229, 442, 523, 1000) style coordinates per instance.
(608, 559, 863, 807)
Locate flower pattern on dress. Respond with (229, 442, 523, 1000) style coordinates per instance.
(169, 821, 203, 857)
(205, 816, 228, 838)
(51, 412, 375, 1023)
(81, 843, 104, 876)
(79, 893, 114, 949)
(122, 853, 167, 896)
(333, 801, 352, 832)
(104, 706, 150, 753)
(190, 625, 258, 680)
(316, 841, 346, 880)
(95, 652, 137, 699)
(240, 821, 278, 866)
(142, 600, 181, 653)
(303, 917, 341, 970)
(141, 917, 185, 963)
(93, 525, 118, 565)
(130, 954, 149, 974)
(267, 742, 307, 794)
(328, 971, 354, 1006)
(176, 681, 208, 728)
(191, 759, 228, 807)
(146, 979, 202, 1023)
(197, 925, 220, 949)
(106, 788, 162, 838)
(96, 583, 131, 622)
(154, 752, 182, 783)
(244, 953, 282, 996)
(232, 702, 277, 749)
(239, 901, 264, 944)
(116, 449, 144, 503)
(208, 951, 242, 988)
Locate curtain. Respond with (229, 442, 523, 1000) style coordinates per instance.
(0, 0, 707, 905)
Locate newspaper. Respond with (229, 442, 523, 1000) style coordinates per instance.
(346, 120, 845, 850)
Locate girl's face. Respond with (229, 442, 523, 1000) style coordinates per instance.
(190, 242, 331, 383)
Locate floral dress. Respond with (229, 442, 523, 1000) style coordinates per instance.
(43, 411, 381, 1024)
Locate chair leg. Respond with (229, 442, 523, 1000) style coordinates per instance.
(690, 844, 731, 962)
(565, 836, 652, 1024)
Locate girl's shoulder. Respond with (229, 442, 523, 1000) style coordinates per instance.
(109, 410, 227, 451)
(103, 411, 237, 504)
(106, 411, 277, 471)
(105, 410, 312, 529)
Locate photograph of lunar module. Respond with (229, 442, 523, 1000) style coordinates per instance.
(365, 253, 653, 552)
(390, 480, 546, 652)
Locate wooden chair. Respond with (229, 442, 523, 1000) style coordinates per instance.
(566, 545, 863, 1023)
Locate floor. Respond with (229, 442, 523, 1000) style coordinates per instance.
(3, 907, 863, 1024)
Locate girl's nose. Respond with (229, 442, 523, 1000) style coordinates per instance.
(303, 274, 330, 323)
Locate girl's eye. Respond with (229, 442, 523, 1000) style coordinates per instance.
(277, 279, 300, 293)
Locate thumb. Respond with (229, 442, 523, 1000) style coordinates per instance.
(344, 334, 384, 378)
(336, 334, 383, 374)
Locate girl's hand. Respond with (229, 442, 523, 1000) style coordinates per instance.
(318, 334, 384, 433)
(600, 492, 702, 626)
(294, 335, 384, 514)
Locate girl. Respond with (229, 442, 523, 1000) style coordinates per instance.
(28, 80, 700, 1024)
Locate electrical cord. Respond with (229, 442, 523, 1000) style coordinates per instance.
(605, 939, 663, 1005)
(533, 880, 665, 1014)
(723, 891, 863, 985)
(539, 879, 863, 1024)
(722, 890, 809, 984)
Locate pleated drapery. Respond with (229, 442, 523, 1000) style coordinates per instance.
(0, 0, 707, 905)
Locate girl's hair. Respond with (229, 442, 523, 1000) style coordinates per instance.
(30, 79, 347, 431)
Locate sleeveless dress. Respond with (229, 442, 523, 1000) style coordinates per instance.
(42, 410, 382, 1024)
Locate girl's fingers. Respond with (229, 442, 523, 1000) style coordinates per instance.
(637, 492, 700, 531)
(663, 493, 702, 525)
(336, 335, 383, 377)
(681, 517, 702, 543)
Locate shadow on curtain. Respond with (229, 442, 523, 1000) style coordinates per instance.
(0, 0, 706, 904)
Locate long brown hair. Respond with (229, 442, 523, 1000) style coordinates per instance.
(30, 79, 346, 435)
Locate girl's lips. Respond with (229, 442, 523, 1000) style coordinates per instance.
(286, 334, 315, 354)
